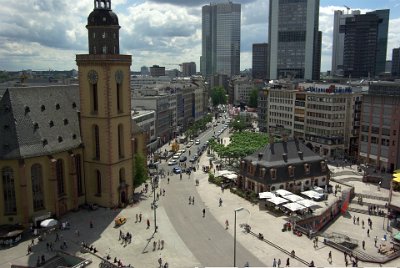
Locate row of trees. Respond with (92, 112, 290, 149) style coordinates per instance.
(185, 114, 213, 138)
(209, 132, 268, 164)
(210, 86, 259, 108)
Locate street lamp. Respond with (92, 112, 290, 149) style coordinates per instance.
(234, 207, 244, 267)
(151, 176, 159, 233)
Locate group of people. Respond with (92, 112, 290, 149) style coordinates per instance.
(344, 251, 358, 267)
(153, 239, 165, 251)
(188, 196, 195, 205)
(119, 230, 132, 245)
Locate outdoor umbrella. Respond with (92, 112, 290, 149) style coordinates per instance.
(284, 194, 304, 202)
(275, 189, 292, 197)
(296, 199, 322, 208)
(282, 202, 306, 212)
(393, 173, 400, 183)
(267, 196, 289, 205)
(258, 192, 275, 199)
(394, 169, 400, 174)
(40, 219, 58, 228)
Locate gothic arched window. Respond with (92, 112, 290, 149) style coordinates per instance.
(118, 124, 124, 158)
(31, 164, 44, 211)
(56, 159, 65, 196)
(93, 125, 100, 160)
(2, 167, 17, 214)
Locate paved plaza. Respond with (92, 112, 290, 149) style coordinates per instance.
(1, 133, 400, 267)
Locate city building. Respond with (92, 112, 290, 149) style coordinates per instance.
(140, 66, 149, 75)
(257, 88, 269, 132)
(393, 48, 400, 78)
(341, 10, 390, 78)
(0, 0, 134, 225)
(150, 65, 166, 77)
(252, 43, 269, 80)
(131, 110, 156, 151)
(264, 82, 363, 158)
(231, 77, 261, 106)
(331, 10, 360, 76)
(268, 0, 322, 80)
(181, 62, 197, 77)
(201, 2, 241, 77)
(130, 75, 171, 91)
(238, 138, 330, 194)
(359, 82, 400, 173)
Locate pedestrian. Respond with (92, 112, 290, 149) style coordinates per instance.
(225, 219, 229, 230)
(55, 232, 60, 242)
(328, 251, 332, 263)
(63, 240, 67, 248)
(286, 257, 290, 267)
(167, 177, 170, 184)
(41, 255, 45, 264)
(147, 219, 150, 229)
(139, 213, 142, 222)
(273, 258, 277, 267)
(27, 245, 31, 255)
(357, 217, 359, 225)
(219, 197, 223, 207)
(158, 239, 161, 250)
(362, 220, 365, 229)
(46, 242, 49, 251)
(278, 258, 281, 267)
(345, 258, 348, 267)
(353, 216, 356, 224)
(164, 262, 169, 268)
(36, 256, 40, 267)
(202, 208, 205, 217)
(31, 238, 34, 246)
(362, 240, 365, 250)
(309, 260, 315, 267)
(49, 242, 53, 251)
(135, 214, 138, 223)
(189, 196, 192, 205)
(161, 239, 164, 249)
(119, 230, 123, 240)
(367, 229, 370, 237)
(156, 193, 159, 200)
(192, 196, 194, 205)
(158, 257, 163, 267)
(153, 240, 157, 251)
(374, 236, 378, 247)
(90, 220, 93, 229)
(163, 189, 165, 196)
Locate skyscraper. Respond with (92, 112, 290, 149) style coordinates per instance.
(201, 2, 241, 77)
(331, 10, 360, 76)
(252, 43, 269, 80)
(393, 48, 400, 78)
(181, 62, 197, 77)
(268, 0, 321, 81)
(341, 10, 390, 78)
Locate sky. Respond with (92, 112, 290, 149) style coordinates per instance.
(0, 0, 399, 72)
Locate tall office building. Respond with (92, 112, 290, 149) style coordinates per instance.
(252, 43, 269, 80)
(181, 62, 197, 77)
(201, 2, 241, 77)
(342, 10, 389, 78)
(268, 0, 321, 81)
(392, 48, 400, 78)
(331, 10, 360, 76)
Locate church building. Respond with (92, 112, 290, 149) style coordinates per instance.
(0, 0, 134, 226)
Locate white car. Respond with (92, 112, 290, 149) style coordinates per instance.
(168, 160, 177, 166)
(195, 139, 200, 145)
(172, 154, 180, 159)
(178, 149, 186, 154)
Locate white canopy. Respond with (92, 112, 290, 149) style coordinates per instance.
(224, 173, 238, 180)
(296, 199, 322, 208)
(301, 190, 324, 200)
(283, 202, 306, 212)
(40, 218, 58, 228)
(313, 186, 324, 194)
(216, 170, 234, 176)
(258, 192, 275, 199)
(267, 196, 289, 205)
(275, 189, 292, 197)
(284, 194, 304, 202)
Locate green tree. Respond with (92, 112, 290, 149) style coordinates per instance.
(229, 115, 249, 132)
(211, 86, 227, 107)
(132, 153, 148, 190)
(248, 89, 259, 108)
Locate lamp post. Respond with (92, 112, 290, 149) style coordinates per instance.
(151, 176, 158, 233)
(234, 207, 244, 267)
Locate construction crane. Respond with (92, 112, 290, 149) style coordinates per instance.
(344, 5, 350, 14)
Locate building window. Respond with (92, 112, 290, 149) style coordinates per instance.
(31, 164, 44, 211)
(119, 168, 125, 183)
(96, 170, 102, 196)
(304, 163, 310, 175)
(118, 124, 124, 159)
(93, 125, 100, 160)
(75, 155, 83, 196)
(92, 84, 98, 112)
(2, 167, 17, 215)
(288, 166, 295, 177)
(116, 83, 122, 112)
(56, 159, 65, 196)
(270, 169, 276, 180)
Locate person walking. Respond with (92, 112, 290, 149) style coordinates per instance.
(374, 236, 378, 247)
(277, 258, 281, 267)
(139, 213, 142, 222)
(362, 240, 365, 250)
(147, 219, 150, 229)
(135, 214, 138, 223)
(286, 257, 290, 267)
(328, 251, 332, 264)
(219, 198, 223, 207)
(202, 208, 205, 217)
(273, 258, 277, 267)
(225, 220, 229, 230)
(167, 177, 170, 184)
(192, 196, 194, 205)
(367, 229, 370, 237)
(153, 241, 157, 251)
(158, 257, 162, 267)
(189, 196, 192, 205)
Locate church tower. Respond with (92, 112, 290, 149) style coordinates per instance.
(76, 0, 132, 207)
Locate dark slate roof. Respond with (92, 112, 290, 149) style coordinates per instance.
(242, 139, 329, 184)
(88, 9, 119, 26)
(0, 85, 82, 159)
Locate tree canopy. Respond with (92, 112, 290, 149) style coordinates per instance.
(229, 115, 251, 132)
(132, 153, 148, 189)
(185, 114, 213, 138)
(209, 132, 268, 163)
(211, 86, 227, 107)
(248, 89, 259, 108)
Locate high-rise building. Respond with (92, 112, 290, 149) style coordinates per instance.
(201, 2, 241, 77)
(181, 62, 196, 77)
(252, 43, 269, 80)
(140, 66, 149, 75)
(150, 65, 166, 77)
(331, 10, 360, 76)
(268, 0, 321, 81)
(393, 48, 400, 78)
(342, 10, 390, 78)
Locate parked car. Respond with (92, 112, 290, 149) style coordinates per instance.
(195, 139, 200, 145)
(189, 156, 198, 163)
(179, 156, 187, 162)
(168, 159, 177, 166)
(172, 153, 180, 160)
(173, 166, 182, 174)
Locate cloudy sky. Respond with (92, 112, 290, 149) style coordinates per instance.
(0, 0, 399, 72)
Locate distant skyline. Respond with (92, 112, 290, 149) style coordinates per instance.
(0, 0, 399, 72)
